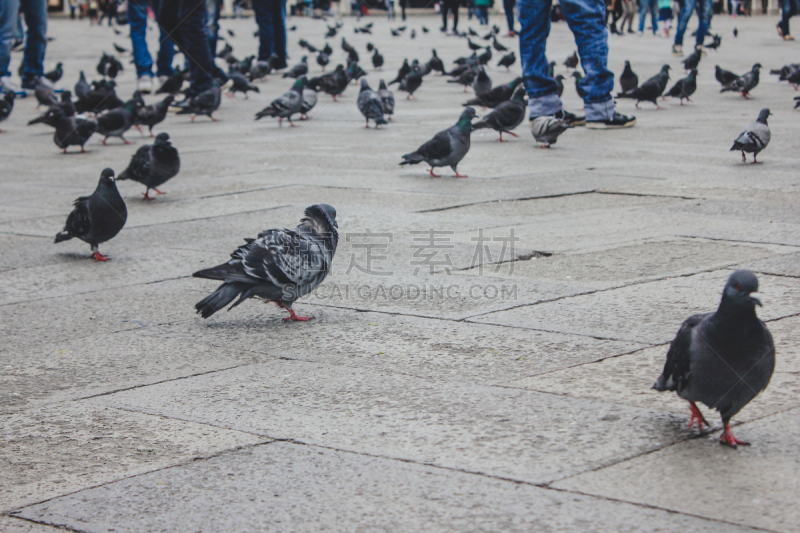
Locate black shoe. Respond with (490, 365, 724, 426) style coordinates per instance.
(586, 112, 636, 129)
(21, 77, 37, 90)
(554, 109, 585, 126)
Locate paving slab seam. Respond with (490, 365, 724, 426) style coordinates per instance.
(415, 190, 598, 213)
(0, 514, 85, 533)
(127, 205, 295, 229)
(0, 231, 52, 239)
(678, 235, 800, 249)
(595, 190, 699, 200)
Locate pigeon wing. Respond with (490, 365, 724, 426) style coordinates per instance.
(65, 197, 92, 238)
(654, 313, 709, 392)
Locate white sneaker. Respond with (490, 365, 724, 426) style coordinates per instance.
(0, 76, 22, 93)
(137, 76, 154, 94)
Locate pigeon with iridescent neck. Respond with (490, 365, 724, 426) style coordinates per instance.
(400, 107, 476, 177)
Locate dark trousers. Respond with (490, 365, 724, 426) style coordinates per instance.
(441, 0, 460, 30)
(503, 0, 516, 31)
(252, 0, 287, 66)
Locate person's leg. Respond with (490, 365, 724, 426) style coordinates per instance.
(441, 1, 449, 29)
(694, 0, 711, 44)
(151, 0, 175, 76)
(158, 0, 215, 90)
(0, 0, 21, 80)
(451, 0, 459, 30)
(518, 0, 561, 117)
(504, 0, 516, 32)
(252, 0, 275, 60)
(638, 0, 648, 31)
(673, 0, 696, 45)
(205, 0, 221, 57)
(272, 0, 287, 68)
(20, 0, 47, 83)
(129, 0, 154, 78)
(561, 0, 615, 119)
(649, 0, 658, 32)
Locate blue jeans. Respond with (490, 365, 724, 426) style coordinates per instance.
(518, 0, 615, 120)
(779, 0, 798, 35)
(674, 0, 711, 46)
(503, 0, 516, 32)
(638, 0, 658, 32)
(0, 0, 47, 80)
(205, 0, 222, 57)
(476, 5, 489, 24)
(129, 0, 175, 78)
(252, 0, 287, 64)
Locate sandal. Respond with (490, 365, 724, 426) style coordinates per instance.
(777, 24, 784, 37)
(786, 34, 796, 40)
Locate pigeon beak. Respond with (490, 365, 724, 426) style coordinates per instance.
(749, 292, 763, 307)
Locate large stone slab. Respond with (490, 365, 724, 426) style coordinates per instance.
(12, 442, 762, 533)
(0, 517, 64, 533)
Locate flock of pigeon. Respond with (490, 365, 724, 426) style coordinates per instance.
(0, 17, 782, 448)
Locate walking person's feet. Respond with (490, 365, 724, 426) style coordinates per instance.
(137, 76, 153, 94)
(672, 44, 683, 56)
(586, 112, 636, 129)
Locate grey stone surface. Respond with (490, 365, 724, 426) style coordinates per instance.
(13, 442, 765, 533)
(1, 11, 799, 532)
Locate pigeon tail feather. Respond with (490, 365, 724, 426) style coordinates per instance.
(194, 282, 247, 318)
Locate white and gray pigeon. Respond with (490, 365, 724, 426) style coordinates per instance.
(731, 108, 770, 163)
(300, 85, 317, 120)
(193, 204, 339, 322)
(254, 77, 305, 126)
(378, 79, 394, 120)
(721, 63, 761, 98)
(530, 116, 572, 147)
(117, 132, 181, 200)
(54, 168, 127, 261)
(400, 107, 476, 177)
(357, 79, 387, 128)
(653, 270, 774, 448)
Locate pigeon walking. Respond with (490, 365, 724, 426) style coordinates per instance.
(254, 77, 305, 126)
(682, 47, 702, 70)
(564, 51, 579, 69)
(118, 133, 181, 199)
(619, 60, 638, 93)
(54, 168, 127, 261)
(463, 77, 522, 108)
(134, 94, 173, 136)
(96, 98, 139, 144)
(0, 90, 14, 132)
(653, 270, 774, 448)
(400, 107, 476, 177)
(227, 72, 260, 98)
(664, 69, 697, 104)
(616, 64, 670, 108)
(731, 108, 771, 163)
(472, 85, 526, 142)
(300, 85, 318, 120)
(398, 67, 423, 99)
(74, 71, 90, 99)
(175, 81, 225, 121)
(530, 116, 571, 147)
(308, 65, 349, 100)
(33, 106, 96, 152)
(378, 80, 394, 121)
(193, 205, 339, 322)
(715, 65, 739, 86)
(491, 36, 508, 52)
(44, 62, 63, 84)
(283, 56, 309, 78)
(721, 63, 761, 98)
(497, 51, 516, 70)
(357, 79, 388, 128)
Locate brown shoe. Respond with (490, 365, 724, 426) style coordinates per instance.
(777, 24, 784, 37)
(785, 34, 796, 40)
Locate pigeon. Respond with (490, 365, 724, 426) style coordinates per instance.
(491, 37, 508, 52)
(410, 29, 416, 39)
(175, 81, 225, 122)
(571, 71, 587, 99)
(32, 106, 96, 152)
(289, 25, 296, 31)
(75, 80, 124, 113)
(733, 27, 738, 37)
(341, 38, 359, 62)
(467, 38, 483, 51)
(74, 71, 90, 99)
(96, 98, 139, 145)
(372, 49, 384, 69)
(300, 85, 317, 120)
(682, 47, 702, 70)
(54, 168, 127, 261)
(497, 51, 516, 70)
(308, 65, 349, 100)
(113, 27, 121, 35)
(619, 60, 638, 93)
(28, 93, 75, 127)
(715, 65, 739, 86)
(730, 108, 771, 163)
(396, 25, 406, 31)
(322, 43, 333, 56)
(771, 63, 800, 81)
(227, 72, 260, 98)
(463, 77, 523, 108)
(721, 63, 761, 98)
(653, 270, 774, 448)
(113, 42, 128, 54)
(345, 59, 367, 83)
(97, 53, 124, 79)
(472, 85, 527, 142)
(428, 49, 445, 74)
(555, 74, 565, 97)
(468, 27, 479, 37)
(134, 94, 173, 136)
(283, 56, 309, 78)
(477, 47, 492, 66)
(357, 79, 388, 128)
(448, 67, 479, 92)
(0, 90, 14, 132)
(366, 42, 375, 52)
(388, 59, 410, 85)
(248, 60, 273, 81)
(400, 107, 476, 177)
(472, 67, 492, 96)
(156, 71, 185, 94)
(422, 26, 429, 33)
(326, 25, 338, 38)
(378, 79, 394, 121)
(34, 78, 58, 108)
(664, 69, 697, 104)
(317, 51, 330, 70)
(616, 64, 670, 108)
(564, 51, 579, 69)
(530, 115, 572, 147)
(56, 90, 75, 117)
(44, 62, 63, 84)
(390, 28, 401, 37)
(254, 77, 304, 126)
(398, 67, 423, 99)
(705, 33, 722, 50)
(193, 204, 339, 322)
(299, 39, 319, 53)
(227, 28, 235, 37)
(118, 132, 181, 199)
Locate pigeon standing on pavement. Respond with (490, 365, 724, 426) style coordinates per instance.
(372, 49, 384, 69)
(74, 71, 90, 99)
(118, 132, 181, 199)
(300, 85, 318, 120)
(721, 63, 761, 98)
(653, 270, 774, 448)
(34, 106, 96, 152)
(193, 204, 339, 322)
(472, 84, 526, 142)
(682, 47, 702, 70)
(134, 94, 173, 136)
(254, 77, 305, 126)
(307, 65, 349, 100)
(664, 69, 697, 104)
(44, 62, 63, 84)
(731, 108, 771, 163)
(357, 79, 387, 128)
(388, 59, 411, 85)
(463, 77, 522, 108)
(96, 97, 139, 144)
(54, 168, 127, 261)
(398, 67, 423, 99)
(472, 67, 492, 96)
(283, 56, 309, 78)
(317, 51, 330, 70)
(616, 64, 670, 108)
(378, 79, 394, 121)
(715, 65, 739, 86)
(530, 115, 572, 147)
(619, 60, 638, 93)
(400, 107, 476, 177)
(428, 49, 445, 74)
(564, 51, 579, 69)
(497, 51, 516, 70)
(0, 90, 14, 132)
(227, 72, 260, 98)
(175, 81, 225, 121)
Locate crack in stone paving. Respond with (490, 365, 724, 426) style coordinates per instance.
(414, 190, 598, 213)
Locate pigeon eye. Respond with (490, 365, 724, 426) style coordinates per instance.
(735, 283, 743, 291)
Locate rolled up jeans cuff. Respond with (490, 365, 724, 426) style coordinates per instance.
(584, 99, 615, 121)
(527, 94, 562, 119)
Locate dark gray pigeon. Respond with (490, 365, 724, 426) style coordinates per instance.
(118, 132, 181, 199)
(400, 107, 476, 177)
(227, 72, 260, 98)
(715, 65, 739, 86)
(682, 47, 702, 70)
(653, 270, 774, 448)
(378, 79, 394, 120)
(398, 67, 423, 99)
(96, 97, 139, 144)
(307, 65, 348, 100)
(472, 85, 526, 142)
(463, 77, 522, 108)
(388, 59, 410, 85)
(472, 67, 492, 96)
(497, 51, 516, 70)
(283, 56, 309, 78)
(175, 81, 225, 121)
(731, 108, 771, 163)
(32, 106, 96, 152)
(616, 64, 670, 108)
(134, 93, 173, 136)
(428, 50, 445, 74)
(54, 168, 127, 261)
(254, 77, 304, 126)
(74, 71, 90, 99)
(317, 51, 330, 70)
(564, 51, 579, 69)
(0, 90, 14, 132)
(372, 49, 384, 69)
(721, 63, 761, 98)
(664, 69, 697, 104)
(619, 60, 638, 93)
(357, 79, 387, 128)
(193, 204, 339, 322)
